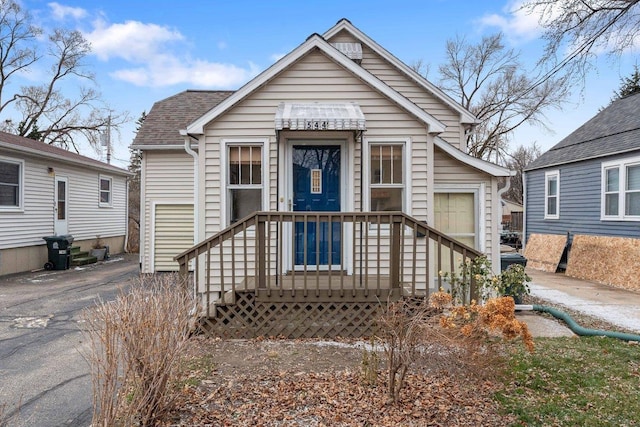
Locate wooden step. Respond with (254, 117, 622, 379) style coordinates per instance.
(71, 256, 98, 266)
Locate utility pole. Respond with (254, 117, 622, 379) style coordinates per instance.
(101, 115, 112, 164)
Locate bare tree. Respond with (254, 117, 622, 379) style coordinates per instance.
(438, 33, 568, 160)
(0, 1, 127, 151)
(520, 0, 640, 83)
(501, 143, 542, 204)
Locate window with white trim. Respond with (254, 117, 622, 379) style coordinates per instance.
(227, 144, 263, 224)
(99, 176, 112, 206)
(544, 170, 559, 219)
(369, 143, 404, 211)
(602, 157, 640, 220)
(0, 157, 22, 209)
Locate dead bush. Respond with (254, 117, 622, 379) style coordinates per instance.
(375, 293, 532, 406)
(81, 273, 197, 427)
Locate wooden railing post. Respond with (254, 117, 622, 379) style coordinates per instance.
(390, 215, 401, 289)
(257, 216, 266, 289)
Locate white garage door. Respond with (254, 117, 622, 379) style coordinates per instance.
(154, 204, 194, 271)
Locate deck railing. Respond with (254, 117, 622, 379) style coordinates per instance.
(175, 211, 483, 316)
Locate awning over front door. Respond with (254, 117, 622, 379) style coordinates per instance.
(274, 102, 366, 131)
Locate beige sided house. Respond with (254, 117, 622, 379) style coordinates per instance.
(0, 131, 130, 276)
(133, 19, 512, 338)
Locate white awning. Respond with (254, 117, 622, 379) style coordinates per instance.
(274, 102, 366, 131)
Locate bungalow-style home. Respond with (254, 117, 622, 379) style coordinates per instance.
(132, 19, 512, 337)
(523, 92, 640, 290)
(0, 131, 130, 276)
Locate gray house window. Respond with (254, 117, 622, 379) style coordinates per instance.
(601, 157, 640, 220)
(544, 170, 559, 219)
(0, 158, 22, 209)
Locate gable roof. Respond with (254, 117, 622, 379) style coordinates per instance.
(186, 33, 446, 135)
(0, 131, 130, 176)
(323, 19, 478, 125)
(435, 137, 513, 177)
(526, 92, 640, 171)
(132, 90, 234, 149)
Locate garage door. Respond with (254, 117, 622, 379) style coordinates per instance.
(154, 204, 194, 271)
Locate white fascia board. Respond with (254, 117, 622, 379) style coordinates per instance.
(323, 20, 478, 125)
(434, 137, 514, 177)
(187, 34, 446, 135)
(0, 141, 132, 176)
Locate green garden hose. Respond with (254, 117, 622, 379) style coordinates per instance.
(530, 304, 640, 343)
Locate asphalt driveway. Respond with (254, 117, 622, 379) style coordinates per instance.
(0, 254, 139, 427)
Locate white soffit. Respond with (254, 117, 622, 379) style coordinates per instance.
(275, 102, 366, 131)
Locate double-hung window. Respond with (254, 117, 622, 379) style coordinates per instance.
(227, 144, 263, 224)
(99, 176, 112, 206)
(0, 157, 23, 209)
(369, 143, 404, 212)
(602, 157, 640, 220)
(544, 170, 559, 219)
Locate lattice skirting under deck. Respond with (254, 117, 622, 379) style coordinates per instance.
(196, 291, 401, 339)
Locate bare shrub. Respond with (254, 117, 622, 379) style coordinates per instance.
(376, 298, 439, 405)
(376, 292, 533, 406)
(81, 273, 197, 426)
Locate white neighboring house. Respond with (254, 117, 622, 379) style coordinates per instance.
(132, 19, 513, 285)
(0, 131, 130, 276)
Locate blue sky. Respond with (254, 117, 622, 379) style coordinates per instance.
(10, 0, 640, 168)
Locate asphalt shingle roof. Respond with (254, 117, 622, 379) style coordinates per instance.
(0, 131, 129, 175)
(526, 92, 640, 171)
(131, 90, 234, 147)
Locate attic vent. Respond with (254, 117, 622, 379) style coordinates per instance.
(331, 42, 363, 62)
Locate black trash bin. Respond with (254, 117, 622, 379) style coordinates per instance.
(43, 235, 74, 270)
(500, 252, 527, 272)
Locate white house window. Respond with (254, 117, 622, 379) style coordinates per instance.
(604, 167, 619, 216)
(99, 176, 112, 206)
(544, 171, 559, 219)
(625, 164, 640, 216)
(369, 143, 404, 211)
(601, 157, 640, 220)
(228, 145, 263, 224)
(0, 158, 22, 209)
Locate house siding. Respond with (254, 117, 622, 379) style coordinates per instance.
(434, 146, 495, 260)
(202, 49, 432, 237)
(326, 29, 464, 150)
(0, 150, 128, 275)
(141, 150, 194, 273)
(525, 155, 640, 243)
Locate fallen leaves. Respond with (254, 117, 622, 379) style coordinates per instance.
(167, 338, 516, 426)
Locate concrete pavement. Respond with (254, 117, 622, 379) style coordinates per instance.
(518, 268, 640, 337)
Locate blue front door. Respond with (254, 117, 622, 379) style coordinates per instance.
(293, 145, 341, 266)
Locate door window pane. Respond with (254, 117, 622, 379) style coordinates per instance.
(57, 181, 66, 220)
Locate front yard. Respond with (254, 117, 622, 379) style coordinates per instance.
(169, 334, 640, 426)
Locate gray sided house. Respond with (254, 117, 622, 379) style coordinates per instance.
(524, 92, 640, 288)
(132, 19, 513, 338)
(0, 131, 130, 276)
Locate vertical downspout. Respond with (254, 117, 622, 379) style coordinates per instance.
(183, 136, 199, 244)
(124, 178, 129, 253)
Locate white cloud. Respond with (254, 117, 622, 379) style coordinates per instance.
(48, 2, 87, 20)
(84, 19, 184, 61)
(111, 57, 255, 88)
(478, 0, 541, 43)
(83, 19, 255, 88)
(270, 53, 286, 62)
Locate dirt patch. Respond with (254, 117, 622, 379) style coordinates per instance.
(169, 337, 516, 426)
